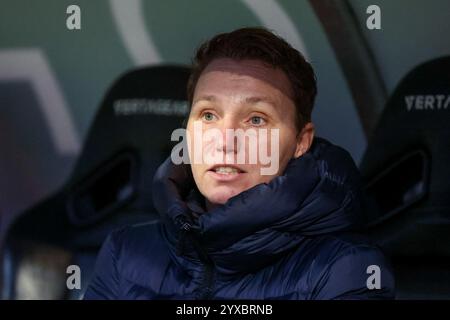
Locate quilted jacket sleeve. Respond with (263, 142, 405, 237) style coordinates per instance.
(83, 228, 126, 300)
(311, 245, 395, 300)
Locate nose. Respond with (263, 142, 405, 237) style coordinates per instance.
(216, 117, 240, 154)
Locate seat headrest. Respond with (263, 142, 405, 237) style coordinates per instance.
(360, 56, 450, 227)
(67, 65, 191, 225)
(71, 65, 190, 178)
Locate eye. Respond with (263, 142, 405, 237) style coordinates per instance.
(249, 116, 266, 126)
(202, 112, 216, 122)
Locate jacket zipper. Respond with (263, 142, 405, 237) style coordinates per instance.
(196, 262, 215, 300)
(176, 216, 216, 299)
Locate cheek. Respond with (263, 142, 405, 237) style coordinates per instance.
(277, 129, 298, 170)
(253, 172, 274, 184)
(251, 128, 296, 171)
(187, 123, 222, 164)
(189, 163, 201, 185)
(186, 123, 195, 160)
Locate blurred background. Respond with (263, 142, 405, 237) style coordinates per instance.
(1, 0, 450, 299)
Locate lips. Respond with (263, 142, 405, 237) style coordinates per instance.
(206, 164, 247, 182)
(208, 164, 246, 174)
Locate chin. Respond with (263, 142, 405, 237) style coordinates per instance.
(205, 187, 242, 206)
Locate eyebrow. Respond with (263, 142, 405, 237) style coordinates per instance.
(243, 96, 278, 107)
(192, 95, 217, 105)
(193, 95, 278, 108)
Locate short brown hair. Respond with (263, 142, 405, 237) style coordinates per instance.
(187, 27, 317, 130)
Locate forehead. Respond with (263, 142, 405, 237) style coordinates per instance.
(196, 58, 294, 101)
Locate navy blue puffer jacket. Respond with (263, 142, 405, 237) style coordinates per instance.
(85, 137, 395, 299)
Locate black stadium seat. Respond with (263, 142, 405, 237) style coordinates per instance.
(0, 65, 190, 299)
(360, 56, 450, 299)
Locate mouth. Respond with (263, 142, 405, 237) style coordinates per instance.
(208, 164, 246, 174)
(206, 165, 247, 181)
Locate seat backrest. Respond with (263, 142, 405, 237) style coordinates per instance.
(360, 56, 450, 298)
(1, 65, 191, 299)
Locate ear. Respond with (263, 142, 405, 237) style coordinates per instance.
(294, 122, 315, 158)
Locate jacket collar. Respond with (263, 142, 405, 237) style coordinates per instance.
(152, 137, 363, 275)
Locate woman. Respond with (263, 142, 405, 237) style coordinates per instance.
(85, 27, 395, 300)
